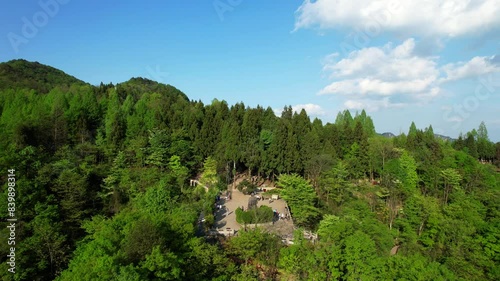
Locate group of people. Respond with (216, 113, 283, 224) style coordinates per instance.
(280, 213, 290, 220)
(215, 191, 232, 205)
(215, 194, 229, 212)
(273, 209, 290, 221)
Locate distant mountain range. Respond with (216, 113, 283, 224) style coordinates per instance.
(379, 132, 397, 138)
(0, 59, 188, 101)
(434, 134, 456, 142)
(379, 132, 456, 142)
(0, 59, 459, 143)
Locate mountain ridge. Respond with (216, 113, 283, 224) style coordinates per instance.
(0, 59, 87, 93)
(0, 59, 457, 141)
(378, 132, 456, 141)
(0, 59, 189, 101)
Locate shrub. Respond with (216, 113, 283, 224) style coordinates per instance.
(262, 188, 280, 198)
(237, 179, 258, 195)
(236, 205, 274, 224)
(254, 205, 273, 223)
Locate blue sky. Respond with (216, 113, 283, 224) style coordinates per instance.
(1, 0, 499, 141)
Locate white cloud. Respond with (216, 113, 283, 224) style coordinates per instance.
(344, 97, 406, 111)
(318, 39, 499, 111)
(273, 103, 326, 117)
(320, 77, 438, 96)
(446, 116, 465, 123)
(440, 55, 500, 82)
(292, 103, 326, 115)
(319, 39, 439, 99)
(295, 0, 500, 38)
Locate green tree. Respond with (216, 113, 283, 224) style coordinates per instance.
(168, 155, 189, 190)
(368, 136, 394, 181)
(241, 107, 263, 177)
(21, 201, 68, 279)
(305, 154, 334, 190)
(292, 109, 312, 174)
(122, 218, 164, 264)
(199, 157, 218, 189)
(440, 168, 462, 204)
(464, 130, 478, 158)
(104, 90, 126, 150)
(228, 228, 282, 278)
(342, 231, 381, 281)
(48, 89, 69, 150)
(183, 238, 235, 280)
(277, 174, 320, 229)
(217, 103, 243, 175)
(408, 121, 418, 138)
(320, 161, 350, 207)
(145, 128, 170, 169)
(101, 151, 127, 214)
(477, 121, 495, 161)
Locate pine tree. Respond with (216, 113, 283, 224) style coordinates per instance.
(293, 109, 312, 174)
(464, 131, 478, 158)
(477, 121, 494, 161)
(145, 128, 170, 169)
(408, 122, 418, 137)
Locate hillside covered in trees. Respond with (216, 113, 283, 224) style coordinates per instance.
(0, 60, 499, 280)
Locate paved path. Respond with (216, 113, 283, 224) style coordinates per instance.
(214, 185, 293, 237)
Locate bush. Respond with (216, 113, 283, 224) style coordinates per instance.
(236, 205, 274, 224)
(262, 188, 280, 198)
(237, 179, 258, 195)
(204, 213, 214, 228)
(254, 205, 273, 223)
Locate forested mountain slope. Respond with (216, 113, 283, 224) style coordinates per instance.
(0, 59, 86, 94)
(0, 60, 499, 280)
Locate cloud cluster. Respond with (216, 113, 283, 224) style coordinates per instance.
(441, 55, 500, 82)
(294, 0, 500, 113)
(291, 103, 326, 115)
(319, 39, 500, 111)
(273, 103, 326, 117)
(344, 97, 406, 112)
(295, 0, 500, 38)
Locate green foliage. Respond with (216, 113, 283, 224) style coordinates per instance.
(138, 180, 177, 216)
(236, 179, 258, 195)
(343, 230, 381, 280)
(235, 205, 274, 224)
(1, 61, 499, 280)
(320, 160, 350, 206)
(399, 150, 418, 194)
(18, 201, 69, 279)
(440, 168, 462, 204)
(122, 218, 164, 263)
(228, 228, 282, 278)
(168, 155, 189, 189)
(199, 157, 218, 188)
(145, 128, 170, 169)
(0, 59, 86, 93)
(277, 174, 320, 229)
(100, 151, 128, 214)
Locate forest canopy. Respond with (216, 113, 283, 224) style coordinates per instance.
(0, 60, 499, 280)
